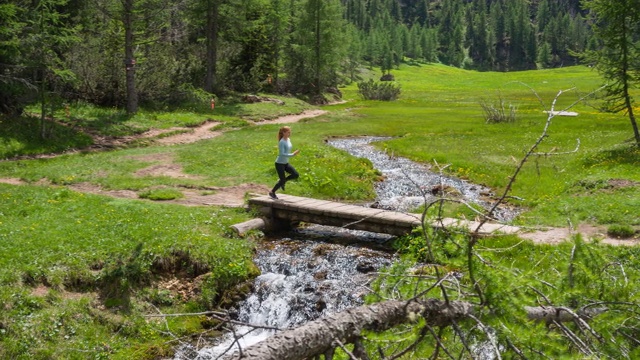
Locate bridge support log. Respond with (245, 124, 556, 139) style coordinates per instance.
(230, 218, 266, 236)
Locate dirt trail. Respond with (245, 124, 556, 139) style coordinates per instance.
(1, 108, 637, 246)
(145, 109, 328, 146)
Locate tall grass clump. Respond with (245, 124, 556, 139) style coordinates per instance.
(357, 79, 401, 101)
(480, 93, 518, 123)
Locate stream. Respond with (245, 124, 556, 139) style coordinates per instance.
(173, 137, 517, 359)
(327, 137, 518, 222)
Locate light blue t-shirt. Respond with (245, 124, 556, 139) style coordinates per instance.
(275, 138, 294, 164)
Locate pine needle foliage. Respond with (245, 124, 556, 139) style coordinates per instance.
(357, 79, 401, 101)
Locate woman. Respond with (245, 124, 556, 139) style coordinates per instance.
(269, 126, 300, 200)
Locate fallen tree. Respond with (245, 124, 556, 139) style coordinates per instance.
(226, 299, 474, 360)
(220, 300, 615, 360)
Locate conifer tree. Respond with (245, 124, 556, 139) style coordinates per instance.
(438, 0, 464, 67)
(584, 0, 640, 146)
(21, 0, 79, 130)
(421, 28, 439, 63)
(285, 0, 346, 96)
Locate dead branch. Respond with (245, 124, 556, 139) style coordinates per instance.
(143, 310, 227, 317)
(468, 314, 502, 360)
(553, 320, 594, 356)
(333, 338, 360, 360)
(532, 139, 581, 157)
(386, 325, 430, 360)
(474, 85, 606, 235)
(524, 306, 607, 324)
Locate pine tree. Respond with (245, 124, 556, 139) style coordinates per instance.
(438, 0, 464, 67)
(22, 0, 80, 129)
(285, 0, 347, 96)
(583, 0, 640, 146)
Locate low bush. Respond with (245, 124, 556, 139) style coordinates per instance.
(357, 79, 401, 101)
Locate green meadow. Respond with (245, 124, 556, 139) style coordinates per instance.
(0, 64, 638, 359)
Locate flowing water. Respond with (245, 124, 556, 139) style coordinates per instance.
(174, 137, 517, 359)
(327, 137, 518, 222)
(174, 231, 394, 360)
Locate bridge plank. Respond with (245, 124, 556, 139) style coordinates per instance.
(247, 194, 519, 236)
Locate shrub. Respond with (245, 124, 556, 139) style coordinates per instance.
(607, 224, 636, 239)
(380, 73, 395, 81)
(480, 93, 517, 123)
(357, 79, 401, 101)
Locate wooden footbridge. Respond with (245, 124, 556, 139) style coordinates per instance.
(236, 193, 520, 237)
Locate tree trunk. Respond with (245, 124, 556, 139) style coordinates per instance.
(226, 299, 474, 360)
(124, 0, 138, 114)
(205, 0, 219, 93)
(624, 87, 640, 147)
(313, 0, 321, 95)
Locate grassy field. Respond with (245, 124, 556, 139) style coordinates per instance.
(0, 64, 638, 359)
(335, 65, 639, 227)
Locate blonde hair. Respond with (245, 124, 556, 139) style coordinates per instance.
(277, 126, 291, 141)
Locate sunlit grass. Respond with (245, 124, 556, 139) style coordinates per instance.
(3, 65, 637, 228)
(337, 64, 638, 226)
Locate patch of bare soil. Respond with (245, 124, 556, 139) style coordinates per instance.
(135, 164, 204, 179)
(252, 109, 327, 124)
(151, 121, 224, 146)
(607, 178, 638, 189)
(67, 182, 139, 199)
(155, 274, 208, 302)
(519, 223, 639, 246)
(128, 109, 328, 146)
(124, 153, 205, 179)
(172, 183, 269, 207)
(0, 177, 25, 185)
(65, 181, 269, 207)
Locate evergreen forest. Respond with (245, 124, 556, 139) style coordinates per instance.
(2, 0, 600, 115)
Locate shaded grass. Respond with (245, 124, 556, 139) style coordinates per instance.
(0, 116, 93, 159)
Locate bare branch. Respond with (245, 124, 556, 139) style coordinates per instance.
(532, 139, 581, 157)
(333, 338, 360, 360)
(143, 310, 228, 318)
(553, 320, 594, 356)
(468, 314, 502, 360)
(427, 326, 456, 360)
(505, 337, 529, 360)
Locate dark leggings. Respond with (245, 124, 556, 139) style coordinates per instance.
(272, 162, 299, 193)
